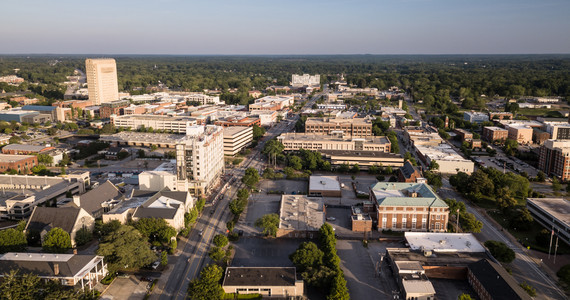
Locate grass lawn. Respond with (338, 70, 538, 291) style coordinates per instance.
(488, 210, 570, 254)
(518, 108, 561, 116)
(223, 293, 261, 299)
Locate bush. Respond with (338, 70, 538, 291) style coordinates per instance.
(557, 264, 570, 287)
(213, 234, 229, 248)
(484, 240, 515, 263)
(161, 251, 168, 266)
(519, 282, 536, 297)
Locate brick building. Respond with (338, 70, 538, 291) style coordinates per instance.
(488, 112, 513, 120)
(482, 126, 508, 143)
(538, 139, 570, 181)
(453, 128, 473, 141)
(0, 154, 38, 174)
(100, 100, 130, 119)
(398, 161, 423, 183)
(370, 182, 449, 232)
(467, 259, 532, 300)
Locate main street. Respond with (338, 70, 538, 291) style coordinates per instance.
(151, 91, 324, 299)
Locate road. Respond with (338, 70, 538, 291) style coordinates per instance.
(403, 96, 565, 299)
(152, 91, 324, 300)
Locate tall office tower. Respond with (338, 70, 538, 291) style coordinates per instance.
(85, 58, 119, 105)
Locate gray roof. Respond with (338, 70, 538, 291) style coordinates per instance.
(223, 267, 297, 287)
(133, 206, 179, 219)
(2, 144, 51, 152)
(468, 259, 532, 300)
(399, 161, 421, 180)
(77, 181, 123, 216)
(0, 253, 98, 278)
(25, 207, 80, 233)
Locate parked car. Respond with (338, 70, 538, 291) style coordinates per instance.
(326, 217, 336, 221)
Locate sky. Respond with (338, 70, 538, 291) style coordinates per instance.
(1, 0, 569, 55)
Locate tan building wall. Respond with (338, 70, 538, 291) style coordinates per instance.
(85, 58, 119, 105)
(222, 281, 304, 297)
(305, 117, 373, 137)
(507, 126, 533, 144)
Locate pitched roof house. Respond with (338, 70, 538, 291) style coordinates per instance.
(24, 206, 95, 247)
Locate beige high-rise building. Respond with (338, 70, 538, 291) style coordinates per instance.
(85, 58, 119, 105)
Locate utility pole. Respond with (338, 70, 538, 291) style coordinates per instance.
(554, 231, 560, 264)
(548, 226, 554, 259)
(456, 209, 460, 233)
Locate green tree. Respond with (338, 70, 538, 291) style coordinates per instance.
(557, 264, 570, 287)
(255, 213, 279, 237)
(97, 225, 156, 272)
(328, 273, 350, 300)
(208, 246, 226, 262)
(187, 264, 225, 300)
(484, 240, 515, 263)
(242, 167, 260, 188)
(351, 164, 360, 173)
(503, 139, 518, 156)
(0, 270, 78, 300)
(0, 228, 27, 253)
(161, 251, 168, 266)
(42, 227, 72, 253)
(74, 227, 92, 247)
(429, 160, 439, 171)
(134, 217, 177, 244)
(290, 242, 324, 271)
(252, 124, 266, 140)
(196, 197, 206, 212)
(47, 127, 58, 136)
(289, 155, 303, 170)
(213, 234, 229, 248)
(552, 177, 562, 191)
(458, 293, 473, 300)
(536, 171, 546, 182)
(36, 153, 53, 165)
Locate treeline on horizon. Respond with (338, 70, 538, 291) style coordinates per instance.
(0, 54, 569, 113)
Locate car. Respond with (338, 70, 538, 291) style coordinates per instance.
(141, 276, 153, 282)
(326, 217, 336, 221)
(117, 272, 130, 278)
(198, 230, 203, 236)
(151, 261, 160, 270)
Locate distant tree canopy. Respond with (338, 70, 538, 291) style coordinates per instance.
(1, 55, 568, 114)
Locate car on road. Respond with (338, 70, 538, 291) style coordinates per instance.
(326, 217, 336, 221)
(151, 261, 160, 270)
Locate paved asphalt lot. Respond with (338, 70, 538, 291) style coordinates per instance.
(101, 276, 148, 300)
(232, 237, 305, 267)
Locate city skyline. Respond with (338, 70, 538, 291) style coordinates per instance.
(1, 0, 569, 55)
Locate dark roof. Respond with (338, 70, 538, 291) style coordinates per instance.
(77, 180, 123, 216)
(131, 189, 158, 198)
(133, 206, 179, 219)
(399, 161, 421, 179)
(468, 259, 532, 300)
(25, 207, 80, 233)
(223, 267, 297, 287)
(0, 253, 97, 278)
(22, 105, 56, 112)
(106, 147, 126, 154)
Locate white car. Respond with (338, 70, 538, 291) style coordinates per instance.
(326, 217, 336, 221)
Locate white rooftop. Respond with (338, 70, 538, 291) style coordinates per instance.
(0, 252, 74, 262)
(402, 279, 436, 295)
(309, 176, 341, 192)
(405, 232, 485, 253)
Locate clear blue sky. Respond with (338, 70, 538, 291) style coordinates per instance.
(1, 0, 569, 54)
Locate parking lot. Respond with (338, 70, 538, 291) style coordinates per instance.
(337, 240, 402, 300)
(101, 276, 149, 300)
(231, 237, 303, 267)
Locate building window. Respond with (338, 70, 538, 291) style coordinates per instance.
(392, 217, 397, 229)
(402, 218, 407, 228)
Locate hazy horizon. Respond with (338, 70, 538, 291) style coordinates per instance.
(2, 0, 569, 55)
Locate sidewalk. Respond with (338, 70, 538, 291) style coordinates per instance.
(148, 236, 188, 300)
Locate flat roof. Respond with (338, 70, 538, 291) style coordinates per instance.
(100, 131, 184, 145)
(402, 278, 436, 295)
(279, 132, 389, 144)
(0, 154, 36, 162)
(223, 267, 297, 287)
(484, 126, 507, 131)
(279, 195, 324, 231)
(527, 198, 570, 227)
(405, 232, 485, 253)
(2, 144, 51, 152)
(223, 126, 252, 136)
(309, 176, 341, 192)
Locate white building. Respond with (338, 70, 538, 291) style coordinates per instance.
(111, 114, 198, 133)
(85, 58, 119, 105)
(138, 161, 189, 192)
(463, 111, 489, 124)
(176, 125, 225, 196)
(186, 94, 223, 105)
(249, 95, 294, 111)
(291, 74, 320, 87)
(415, 144, 474, 174)
(223, 126, 253, 156)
